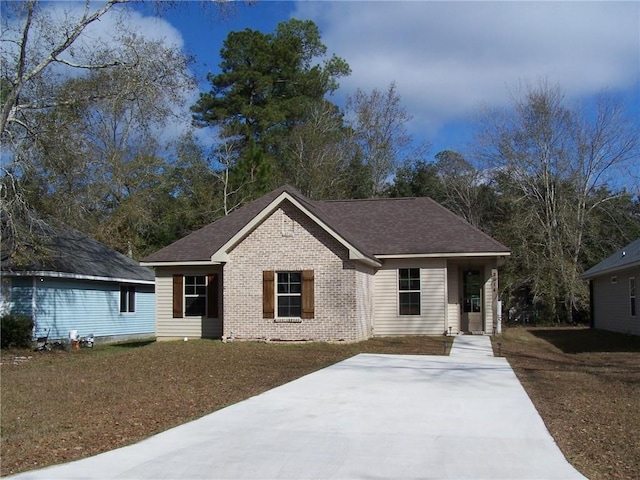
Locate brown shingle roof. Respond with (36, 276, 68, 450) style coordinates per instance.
(316, 196, 509, 255)
(143, 186, 290, 263)
(142, 185, 509, 264)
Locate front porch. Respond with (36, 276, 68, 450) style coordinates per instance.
(446, 258, 503, 335)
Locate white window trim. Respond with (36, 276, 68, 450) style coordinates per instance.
(276, 271, 302, 319)
(119, 285, 135, 314)
(184, 275, 207, 317)
(398, 268, 421, 316)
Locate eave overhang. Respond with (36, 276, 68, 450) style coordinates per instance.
(2, 270, 155, 285)
(376, 252, 510, 268)
(581, 260, 640, 280)
(140, 260, 222, 268)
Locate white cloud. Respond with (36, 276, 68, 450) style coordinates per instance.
(2, 2, 195, 146)
(11, 2, 187, 70)
(293, 1, 640, 138)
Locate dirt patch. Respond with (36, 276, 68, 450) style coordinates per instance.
(494, 327, 640, 480)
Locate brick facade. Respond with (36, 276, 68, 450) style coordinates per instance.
(223, 201, 373, 342)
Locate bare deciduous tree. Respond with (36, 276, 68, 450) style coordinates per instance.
(0, 0, 203, 260)
(346, 82, 419, 196)
(434, 150, 494, 229)
(281, 101, 355, 200)
(476, 80, 640, 322)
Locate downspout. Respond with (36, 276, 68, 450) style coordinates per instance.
(589, 280, 594, 329)
(32, 276, 37, 334)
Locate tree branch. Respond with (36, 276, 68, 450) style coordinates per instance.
(1, 0, 129, 137)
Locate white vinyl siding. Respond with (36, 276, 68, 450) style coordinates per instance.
(374, 259, 446, 336)
(591, 267, 640, 335)
(355, 264, 375, 339)
(155, 266, 223, 339)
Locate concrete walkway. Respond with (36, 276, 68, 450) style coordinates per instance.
(9, 336, 585, 480)
(449, 333, 496, 358)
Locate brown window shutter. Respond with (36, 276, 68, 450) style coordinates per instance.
(207, 273, 219, 318)
(172, 274, 183, 318)
(302, 270, 314, 319)
(263, 271, 275, 319)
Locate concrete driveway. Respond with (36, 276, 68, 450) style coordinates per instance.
(9, 336, 585, 479)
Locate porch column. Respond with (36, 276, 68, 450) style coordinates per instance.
(491, 267, 498, 334)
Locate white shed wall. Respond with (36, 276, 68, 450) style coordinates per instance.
(591, 266, 640, 335)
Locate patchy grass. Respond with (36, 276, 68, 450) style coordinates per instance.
(493, 327, 640, 480)
(3, 330, 637, 479)
(0, 336, 447, 476)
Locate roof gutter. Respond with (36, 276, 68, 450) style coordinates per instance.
(376, 252, 511, 259)
(3, 271, 155, 285)
(141, 260, 222, 268)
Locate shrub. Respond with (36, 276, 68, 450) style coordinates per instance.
(1, 314, 34, 349)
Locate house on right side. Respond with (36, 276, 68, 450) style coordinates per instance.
(582, 238, 640, 335)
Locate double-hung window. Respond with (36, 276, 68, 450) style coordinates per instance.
(185, 275, 207, 316)
(120, 286, 135, 313)
(631, 277, 636, 317)
(277, 272, 302, 317)
(399, 268, 421, 315)
(263, 270, 314, 320)
(172, 274, 219, 319)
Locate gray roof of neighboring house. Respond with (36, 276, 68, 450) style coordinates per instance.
(582, 238, 640, 279)
(142, 185, 510, 264)
(1, 224, 154, 283)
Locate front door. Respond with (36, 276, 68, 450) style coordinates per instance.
(461, 269, 483, 332)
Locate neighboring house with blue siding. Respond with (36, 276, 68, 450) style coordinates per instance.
(582, 238, 640, 336)
(1, 224, 155, 344)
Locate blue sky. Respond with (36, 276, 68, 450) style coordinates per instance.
(15, 1, 639, 171)
(153, 1, 640, 162)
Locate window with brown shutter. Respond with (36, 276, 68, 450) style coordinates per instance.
(301, 270, 314, 319)
(172, 274, 183, 318)
(207, 273, 219, 318)
(276, 272, 302, 317)
(263, 271, 275, 318)
(265, 270, 315, 320)
(184, 275, 207, 316)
